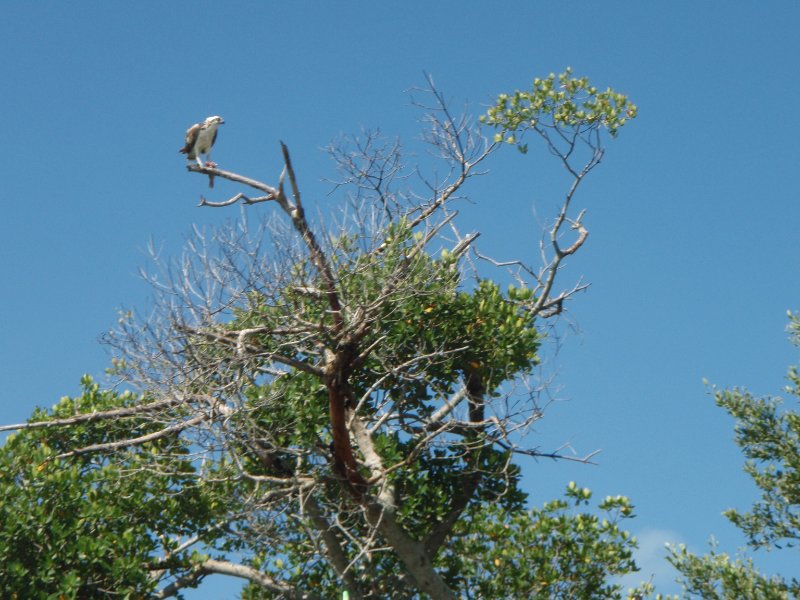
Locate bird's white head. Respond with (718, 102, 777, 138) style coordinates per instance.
(205, 115, 224, 126)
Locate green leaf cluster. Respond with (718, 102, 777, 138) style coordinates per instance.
(668, 312, 800, 598)
(668, 544, 800, 600)
(0, 378, 221, 598)
(439, 484, 643, 599)
(242, 485, 648, 600)
(711, 314, 800, 553)
(376, 277, 540, 399)
(480, 68, 637, 150)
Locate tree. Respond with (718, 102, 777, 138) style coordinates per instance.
(0, 70, 641, 598)
(667, 313, 800, 599)
(0, 378, 220, 598)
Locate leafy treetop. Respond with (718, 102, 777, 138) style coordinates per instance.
(481, 67, 638, 152)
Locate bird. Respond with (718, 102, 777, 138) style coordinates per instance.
(180, 115, 224, 167)
(180, 115, 224, 188)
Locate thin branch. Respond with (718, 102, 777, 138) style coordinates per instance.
(54, 413, 207, 460)
(188, 164, 278, 197)
(0, 397, 182, 433)
(153, 558, 314, 600)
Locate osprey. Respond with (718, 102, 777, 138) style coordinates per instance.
(180, 115, 224, 168)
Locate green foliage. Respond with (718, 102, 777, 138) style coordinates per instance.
(480, 67, 637, 151)
(392, 441, 526, 535)
(357, 224, 540, 395)
(668, 543, 800, 599)
(241, 485, 650, 600)
(712, 313, 800, 551)
(715, 387, 800, 550)
(373, 274, 540, 405)
(440, 483, 644, 599)
(0, 378, 220, 598)
(668, 312, 800, 598)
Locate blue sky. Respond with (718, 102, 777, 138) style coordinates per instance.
(2, 2, 799, 597)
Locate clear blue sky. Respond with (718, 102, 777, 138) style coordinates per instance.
(2, 3, 799, 597)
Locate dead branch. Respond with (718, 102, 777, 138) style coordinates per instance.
(0, 396, 182, 433)
(54, 413, 207, 460)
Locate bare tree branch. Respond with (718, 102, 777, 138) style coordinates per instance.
(153, 558, 315, 600)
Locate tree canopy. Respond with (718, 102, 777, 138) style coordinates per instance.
(666, 313, 800, 599)
(0, 70, 649, 599)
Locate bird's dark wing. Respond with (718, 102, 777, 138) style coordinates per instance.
(179, 123, 202, 154)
